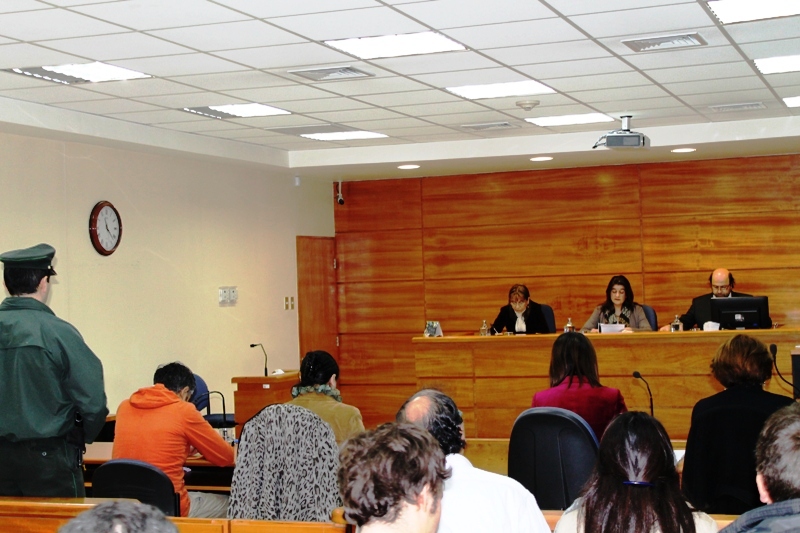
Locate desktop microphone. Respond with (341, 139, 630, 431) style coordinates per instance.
(769, 344, 798, 397)
(633, 371, 654, 417)
(250, 343, 268, 376)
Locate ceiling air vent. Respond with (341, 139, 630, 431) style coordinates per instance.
(622, 33, 707, 53)
(461, 121, 515, 131)
(288, 66, 374, 81)
(708, 102, 766, 113)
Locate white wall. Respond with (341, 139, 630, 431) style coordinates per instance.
(0, 130, 334, 413)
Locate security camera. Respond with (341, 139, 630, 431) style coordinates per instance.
(336, 180, 344, 205)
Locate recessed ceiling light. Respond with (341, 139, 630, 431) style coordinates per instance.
(525, 113, 614, 127)
(707, 0, 800, 23)
(398, 164, 420, 170)
(671, 148, 697, 153)
(622, 33, 707, 53)
(208, 103, 290, 117)
(530, 156, 553, 162)
(755, 54, 800, 75)
(446, 80, 555, 100)
(44, 62, 149, 82)
(300, 131, 388, 141)
(784, 96, 800, 108)
(324, 31, 464, 60)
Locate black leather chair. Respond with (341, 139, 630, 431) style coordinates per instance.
(507, 407, 599, 510)
(540, 304, 557, 333)
(191, 374, 236, 430)
(641, 304, 658, 330)
(92, 459, 180, 516)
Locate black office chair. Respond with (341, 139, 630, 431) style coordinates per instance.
(641, 304, 658, 330)
(540, 304, 556, 333)
(191, 374, 236, 429)
(508, 407, 599, 510)
(92, 459, 180, 516)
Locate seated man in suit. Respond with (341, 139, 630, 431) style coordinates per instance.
(722, 402, 800, 532)
(338, 423, 449, 533)
(397, 390, 551, 533)
(113, 362, 234, 518)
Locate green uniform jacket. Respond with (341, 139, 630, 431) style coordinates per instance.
(0, 297, 108, 442)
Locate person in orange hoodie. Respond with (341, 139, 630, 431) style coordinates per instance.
(113, 362, 234, 518)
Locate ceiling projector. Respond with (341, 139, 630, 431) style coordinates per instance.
(593, 115, 649, 149)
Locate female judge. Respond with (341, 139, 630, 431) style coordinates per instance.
(581, 275, 653, 332)
(490, 284, 550, 335)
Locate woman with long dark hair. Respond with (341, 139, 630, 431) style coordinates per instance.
(490, 283, 550, 335)
(555, 412, 717, 533)
(532, 332, 626, 438)
(581, 274, 653, 332)
(288, 350, 364, 445)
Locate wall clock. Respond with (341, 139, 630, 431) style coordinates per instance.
(89, 201, 122, 256)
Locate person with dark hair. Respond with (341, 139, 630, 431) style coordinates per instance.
(397, 389, 550, 533)
(490, 283, 550, 335)
(723, 403, 800, 532)
(0, 243, 108, 498)
(582, 274, 653, 332)
(113, 362, 234, 518)
(532, 332, 627, 439)
(683, 334, 794, 515)
(555, 411, 717, 533)
(338, 423, 449, 533)
(665, 268, 769, 331)
(289, 350, 364, 445)
(59, 501, 178, 533)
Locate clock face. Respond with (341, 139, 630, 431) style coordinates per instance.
(89, 201, 122, 255)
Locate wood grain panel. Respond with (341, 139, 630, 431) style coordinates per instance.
(339, 333, 415, 385)
(297, 236, 338, 359)
(423, 219, 643, 280)
(337, 281, 424, 333)
(475, 377, 548, 408)
(642, 212, 800, 272)
(416, 377, 475, 409)
(425, 274, 646, 334)
(414, 340, 474, 377)
(334, 179, 422, 233)
(640, 155, 800, 218)
(230, 520, 346, 532)
(338, 384, 418, 429)
(463, 438, 509, 476)
(336, 229, 423, 283)
(421, 167, 640, 228)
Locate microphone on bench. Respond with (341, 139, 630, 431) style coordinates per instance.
(633, 371, 654, 417)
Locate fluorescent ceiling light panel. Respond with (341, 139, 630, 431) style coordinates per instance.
(398, 164, 420, 169)
(447, 80, 555, 100)
(42, 62, 149, 82)
(325, 31, 465, 60)
(525, 113, 614, 127)
(784, 96, 800, 107)
(707, 0, 800, 23)
(530, 156, 553, 162)
(671, 148, 697, 153)
(622, 33, 707, 53)
(208, 103, 290, 117)
(755, 54, 800, 74)
(300, 131, 387, 141)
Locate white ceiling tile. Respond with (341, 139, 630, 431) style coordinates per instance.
(267, 7, 426, 40)
(105, 109, 209, 124)
(272, 97, 373, 114)
(149, 20, 304, 51)
(506, 103, 599, 118)
(0, 84, 112, 103)
(443, 19, 586, 50)
(211, 0, 378, 18)
(38, 0, 121, 5)
(397, 132, 478, 142)
(483, 40, 612, 66)
(168, 71, 291, 91)
(570, 85, 671, 103)
(411, 68, 527, 88)
(477, 93, 579, 110)
(72, 0, 248, 31)
(599, 26, 731, 57)
(0, 9, 125, 40)
(766, 71, 800, 88)
(570, 3, 714, 38)
(370, 51, 499, 76)
(258, 139, 333, 149)
(0, 43, 85, 69)
(308, 107, 407, 122)
(516, 58, 632, 79)
(134, 92, 247, 108)
(345, 117, 436, 129)
(43, 33, 193, 61)
(0, 1, 47, 14)
(356, 89, 461, 107)
(158, 119, 250, 132)
(614, 106, 701, 119)
(204, 128, 278, 139)
(279, 60, 396, 80)
(590, 96, 687, 113)
(0, 37, 15, 45)
(223, 84, 339, 103)
(215, 43, 351, 69)
(396, 0, 556, 27)
(741, 38, 800, 60)
(725, 17, 800, 44)
(646, 62, 756, 84)
(391, 100, 491, 116)
(337, 137, 414, 147)
(0, 70, 55, 90)
(624, 46, 744, 70)
(542, 0, 693, 16)
(380, 125, 459, 136)
(319, 76, 430, 96)
(664, 76, 767, 96)
(632, 115, 707, 127)
(544, 71, 652, 92)
(681, 89, 780, 106)
(82, 78, 203, 98)
(230, 114, 328, 127)
(113, 54, 245, 76)
(56, 98, 163, 114)
(423, 110, 517, 126)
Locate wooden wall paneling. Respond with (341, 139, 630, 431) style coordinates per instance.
(338, 384, 418, 429)
(416, 377, 478, 436)
(296, 237, 338, 359)
(639, 156, 800, 218)
(334, 179, 422, 233)
(474, 377, 548, 409)
(414, 339, 474, 378)
(642, 212, 800, 272)
(424, 274, 647, 334)
(338, 333, 416, 385)
(421, 167, 640, 228)
(423, 219, 643, 280)
(337, 281, 425, 333)
(336, 229, 423, 283)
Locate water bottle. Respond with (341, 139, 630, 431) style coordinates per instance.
(670, 314, 682, 332)
(564, 318, 575, 333)
(479, 320, 489, 336)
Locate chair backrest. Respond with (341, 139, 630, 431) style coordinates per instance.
(540, 304, 556, 333)
(228, 404, 340, 521)
(92, 459, 180, 516)
(641, 304, 658, 330)
(507, 407, 599, 510)
(191, 374, 236, 429)
(191, 374, 211, 412)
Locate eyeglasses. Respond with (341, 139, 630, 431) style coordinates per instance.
(712, 284, 731, 292)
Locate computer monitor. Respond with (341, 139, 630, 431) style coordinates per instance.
(709, 296, 770, 330)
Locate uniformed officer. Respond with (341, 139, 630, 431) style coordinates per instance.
(0, 243, 108, 497)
